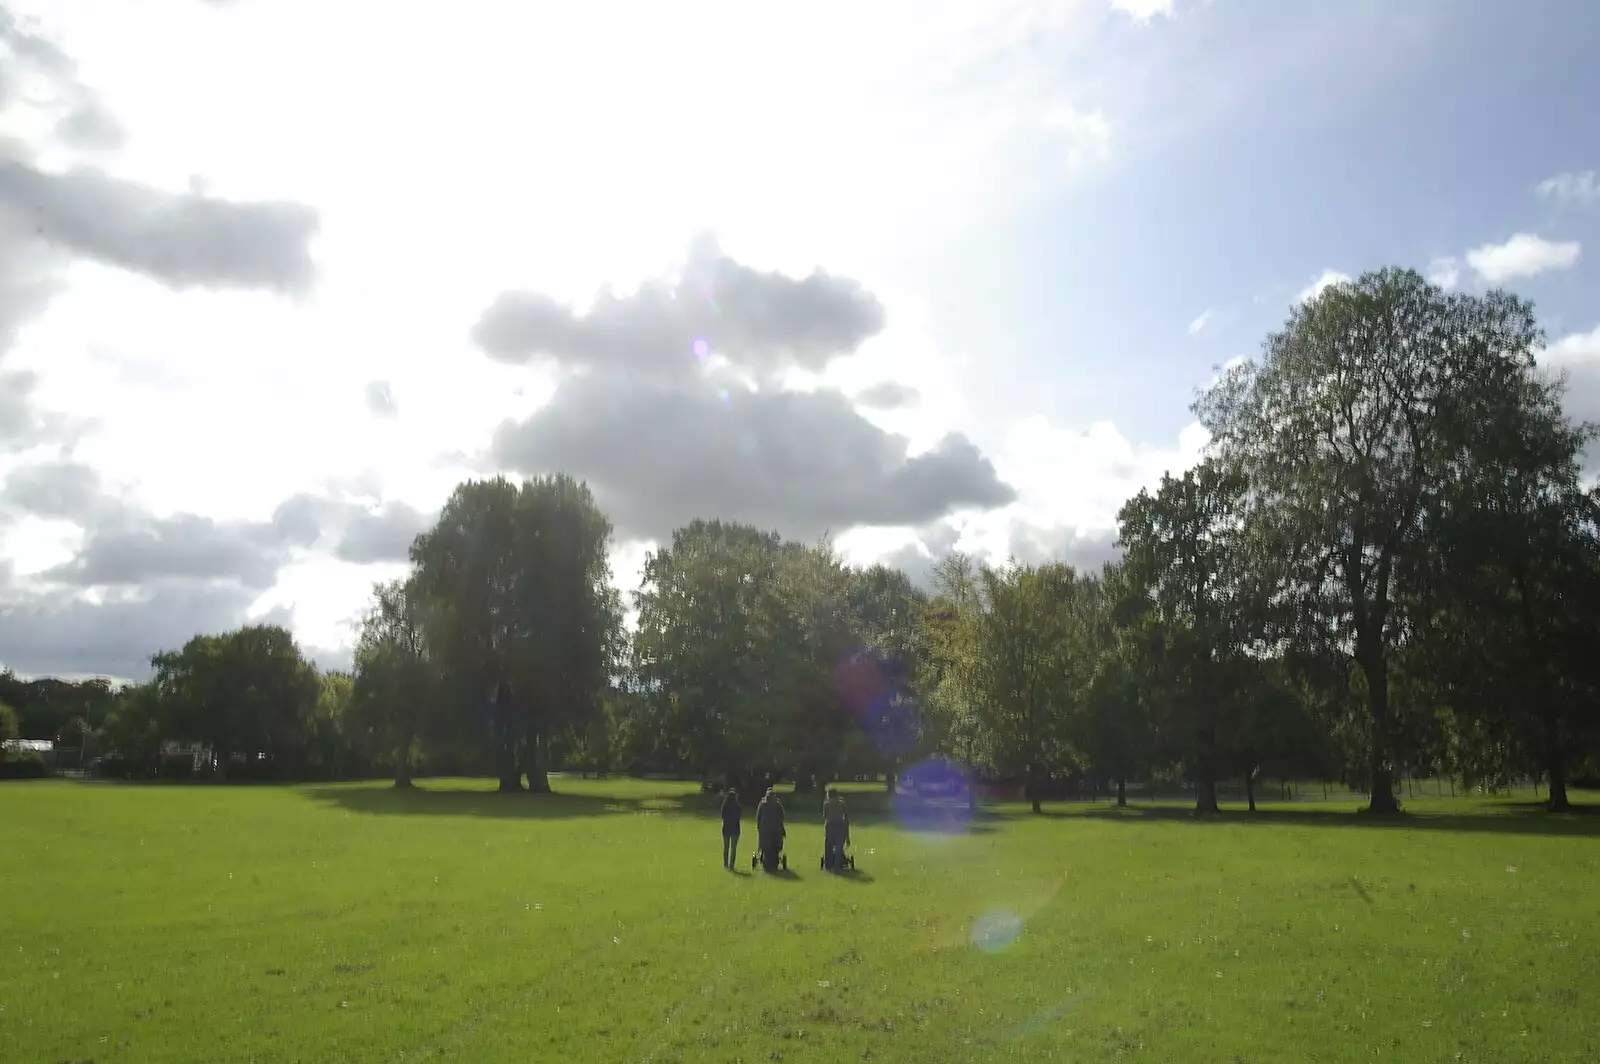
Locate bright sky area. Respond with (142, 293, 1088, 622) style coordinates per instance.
(2, 0, 1598, 678)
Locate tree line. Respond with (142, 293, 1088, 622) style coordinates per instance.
(4, 268, 1597, 810)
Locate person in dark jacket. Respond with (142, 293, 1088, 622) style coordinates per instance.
(755, 787, 786, 871)
(822, 786, 850, 871)
(720, 787, 742, 869)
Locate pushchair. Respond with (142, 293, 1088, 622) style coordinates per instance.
(821, 823, 855, 872)
(753, 829, 788, 872)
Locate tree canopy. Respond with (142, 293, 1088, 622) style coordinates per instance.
(18, 265, 1599, 814)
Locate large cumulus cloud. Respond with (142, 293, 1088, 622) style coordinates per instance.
(472, 242, 1015, 542)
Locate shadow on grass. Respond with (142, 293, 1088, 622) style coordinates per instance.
(301, 781, 998, 836)
(1069, 801, 1600, 839)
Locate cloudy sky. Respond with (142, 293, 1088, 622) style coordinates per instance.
(2, 0, 1598, 680)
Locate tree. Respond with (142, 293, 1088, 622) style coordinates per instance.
(311, 671, 356, 779)
(1074, 565, 1160, 808)
(97, 685, 163, 776)
(845, 563, 927, 791)
(0, 700, 17, 754)
(1199, 268, 1553, 813)
(1414, 474, 1600, 811)
(349, 578, 444, 788)
(1119, 460, 1254, 814)
(915, 552, 988, 810)
(410, 475, 619, 793)
(969, 562, 1087, 813)
(150, 625, 321, 781)
(631, 521, 815, 795)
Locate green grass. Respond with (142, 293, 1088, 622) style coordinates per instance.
(2, 777, 1598, 1063)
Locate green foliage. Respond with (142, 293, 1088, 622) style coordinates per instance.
(409, 474, 620, 792)
(16, 268, 1600, 805)
(149, 624, 323, 780)
(1198, 268, 1572, 811)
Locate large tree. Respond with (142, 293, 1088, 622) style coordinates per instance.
(410, 475, 619, 793)
(631, 521, 811, 794)
(1118, 460, 1254, 814)
(1415, 473, 1600, 811)
(150, 625, 321, 781)
(969, 561, 1088, 813)
(1198, 268, 1554, 813)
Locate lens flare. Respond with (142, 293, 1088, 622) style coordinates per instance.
(892, 757, 973, 833)
(970, 909, 1024, 953)
(692, 337, 709, 359)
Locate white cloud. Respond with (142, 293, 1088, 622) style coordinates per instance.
(1, 0, 1148, 675)
(974, 416, 1210, 549)
(1536, 171, 1600, 208)
(1187, 310, 1211, 336)
(1426, 256, 1460, 290)
(1545, 326, 1600, 367)
(1466, 233, 1581, 283)
(1297, 269, 1351, 304)
(1111, 0, 1176, 21)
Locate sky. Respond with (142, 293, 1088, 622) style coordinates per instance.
(2, 0, 1598, 680)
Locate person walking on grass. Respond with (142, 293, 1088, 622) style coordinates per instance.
(720, 786, 742, 869)
(822, 786, 850, 871)
(756, 787, 786, 871)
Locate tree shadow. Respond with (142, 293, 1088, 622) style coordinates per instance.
(1073, 801, 1600, 839)
(302, 783, 679, 821)
(301, 781, 999, 836)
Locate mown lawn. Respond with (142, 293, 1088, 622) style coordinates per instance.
(2, 776, 1597, 1063)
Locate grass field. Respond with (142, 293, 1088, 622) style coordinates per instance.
(2, 777, 1597, 1064)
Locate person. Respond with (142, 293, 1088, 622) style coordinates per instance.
(822, 786, 850, 871)
(719, 786, 742, 869)
(755, 787, 786, 871)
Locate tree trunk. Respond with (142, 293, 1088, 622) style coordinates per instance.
(885, 767, 896, 794)
(1116, 775, 1127, 808)
(1194, 684, 1219, 814)
(394, 740, 413, 789)
(1358, 650, 1400, 814)
(1547, 752, 1570, 813)
(497, 730, 522, 792)
(1245, 770, 1256, 813)
(526, 729, 551, 793)
(1027, 762, 1042, 814)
